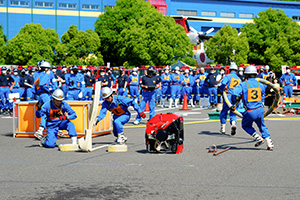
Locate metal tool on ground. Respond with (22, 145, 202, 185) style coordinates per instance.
(213, 147, 231, 156)
(208, 144, 217, 153)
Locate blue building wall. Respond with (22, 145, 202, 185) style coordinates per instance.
(0, 0, 300, 40)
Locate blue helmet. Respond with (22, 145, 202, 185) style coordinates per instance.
(13, 68, 18, 72)
(1, 66, 7, 70)
(72, 65, 78, 70)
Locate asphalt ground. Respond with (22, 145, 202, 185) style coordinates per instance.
(1, 104, 300, 200)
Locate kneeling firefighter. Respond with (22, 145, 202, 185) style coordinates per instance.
(94, 87, 146, 144)
(35, 89, 78, 148)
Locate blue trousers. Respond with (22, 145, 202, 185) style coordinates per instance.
(136, 91, 155, 122)
(44, 120, 77, 148)
(242, 106, 270, 139)
(67, 90, 80, 100)
(36, 93, 51, 118)
(112, 112, 131, 137)
(19, 88, 26, 101)
(161, 86, 171, 99)
(220, 94, 236, 125)
(118, 88, 128, 97)
(208, 87, 217, 104)
(129, 86, 139, 101)
(26, 88, 35, 101)
(171, 85, 181, 100)
(0, 87, 10, 109)
(182, 86, 192, 100)
(83, 87, 93, 100)
(192, 86, 200, 101)
(283, 85, 293, 97)
(199, 86, 209, 98)
(61, 84, 69, 97)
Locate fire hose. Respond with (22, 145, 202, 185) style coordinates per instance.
(223, 78, 281, 118)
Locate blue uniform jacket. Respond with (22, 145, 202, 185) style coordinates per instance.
(96, 96, 142, 121)
(181, 75, 192, 86)
(11, 75, 20, 88)
(39, 100, 77, 128)
(219, 72, 241, 93)
(257, 72, 269, 80)
(66, 73, 85, 92)
(128, 75, 140, 86)
(279, 73, 297, 86)
(161, 74, 172, 86)
(171, 74, 182, 85)
(0, 74, 14, 87)
(34, 72, 50, 94)
(198, 73, 208, 86)
(232, 78, 267, 110)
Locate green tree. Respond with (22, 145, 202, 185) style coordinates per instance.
(5, 23, 60, 65)
(94, 0, 193, 66)
(205, 24, 249, 66)
(0, 25, 7, 64)
(56, 25, 104, 66)
(241, 8, 300, 72)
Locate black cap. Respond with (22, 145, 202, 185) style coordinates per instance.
(286, 66, 291, 69)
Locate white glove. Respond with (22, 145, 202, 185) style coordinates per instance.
(78, 91, 83, 99)
(93, 118, 99, 126)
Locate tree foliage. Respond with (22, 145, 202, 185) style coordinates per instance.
(205, 24, 249, 66)
(241, 8, 300, 72)
(56, 25, 104, 66)
(5, 23, 60, 65)
(94, 0, 193, 66)
(0, 25, 7, 64)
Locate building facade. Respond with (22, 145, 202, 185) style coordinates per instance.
(0, 0, 300, 40)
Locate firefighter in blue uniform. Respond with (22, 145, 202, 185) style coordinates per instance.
(134, 66, 159, 125)
(238, 67, 247, 82)
(257, 66, 270, 80)
(279, 66, 297, 98)
(49, 66, 58, 93)
(60, 65, 69, 96)
(198, 67, 209, 108)
(97, 69, 109, 100)
(181, 69, 194, 107)
(219, 63, 241, 135)
(66, 65, 85, 100)
(191, 69, 200, 106)
(19, 69, 27, 101)
(94, 87, 145, 144)
(116, 68, 128, 97)
(128, 68, 140, 103)
(155, 69, 162, 104)
(0, 67, 15, 114)
(83, 69, 95, 100)
(205, 66, 218, 108)
(35, 89, 78, 148)
(170, 67, 182, 108)
(105, 68, 115, 89)
(33, 61, 51, 105)
(25, 68, 35, 101)
(11, 68, 20, 97)
(160, 66, 172, 108)
(231, 65, 274, 151)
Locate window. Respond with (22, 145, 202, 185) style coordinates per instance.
(177, 10, 197, 16)
(10, 1, 29, 6)
(82, 4, 99, 10)
(59, 3, 76, 9)
(201, 11, 216, 17)
(0, 0, 4, 5)
(239, 13, 253, 18)
(220, 12, 235, 18)
(292, 16, 300, 21)
(35, 2, 53, 8)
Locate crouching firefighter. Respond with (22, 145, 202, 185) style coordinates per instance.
(94, 87, 145, 144)
(230, 65, 274, 151)
(35, 89, 78, 148)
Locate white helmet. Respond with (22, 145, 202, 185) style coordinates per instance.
(52, 89, 64, 100)
(175, 67, 180, 71)
(244, 65, 257, 75)
(238, 67, 244, 71)
(265, 65, 270, 70)
(184, 69, 189, 73)
(40, 61, 51, 68)
(132, 68, 138, 72)
(102, 87, 113, 99)
(165, 66, 170, 70)
(229, 62, 238, 70)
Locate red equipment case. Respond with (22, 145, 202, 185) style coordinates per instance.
(145, 113, 184, 154)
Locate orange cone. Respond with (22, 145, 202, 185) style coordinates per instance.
(180, 93, 191, 111)
(145, 101, 150, 112)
